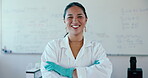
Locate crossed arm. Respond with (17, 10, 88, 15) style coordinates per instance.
(44, 60, 100, 78)
(41, 42, 112, 78)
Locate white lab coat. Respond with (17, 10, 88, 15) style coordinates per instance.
(41, 36, 112, 78)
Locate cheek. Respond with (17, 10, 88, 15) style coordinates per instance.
(65, 20, 72, 25)
(79, 18, 87, 24)
(80, 20, 87, 26)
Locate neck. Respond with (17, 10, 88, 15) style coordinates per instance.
(68, 34, 83, 42)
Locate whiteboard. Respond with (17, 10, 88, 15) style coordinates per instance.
(0, 0, 1, 53)
(2, 0, 148, 55)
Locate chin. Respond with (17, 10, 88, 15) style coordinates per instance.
(71, 32, 83, 36)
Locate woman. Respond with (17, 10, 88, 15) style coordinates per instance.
(41, 2, 112, 78)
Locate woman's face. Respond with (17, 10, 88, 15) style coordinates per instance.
(64, 6, 87, 36)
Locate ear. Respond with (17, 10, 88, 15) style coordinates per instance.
(63, 19, 66, 23)
(85, 18, 88, 22)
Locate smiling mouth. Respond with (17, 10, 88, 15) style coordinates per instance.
(71, 25, 80, 29)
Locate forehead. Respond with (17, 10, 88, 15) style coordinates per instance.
(66, 6, 84, 15)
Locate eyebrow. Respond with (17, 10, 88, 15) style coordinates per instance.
(67, 14, 73, 16)
(77, 14, 83, 15)
(67, 13, 83, 16)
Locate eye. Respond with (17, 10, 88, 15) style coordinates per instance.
(67, 17, 73, 19)
(78, 16, 83, 18)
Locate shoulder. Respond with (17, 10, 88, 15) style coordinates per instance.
(85, 38, 102, 48)
(90, 40, 105, 51)
(47, 37, 64, 45)
(85, 39, 106, 54)
(90, 40, 102, 46)
(46, 37, 66, 49)
(43, 38, 64, 55)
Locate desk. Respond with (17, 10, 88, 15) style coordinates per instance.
(26, 68, 42, 78)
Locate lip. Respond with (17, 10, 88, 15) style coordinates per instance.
(71, 25, 80, 29)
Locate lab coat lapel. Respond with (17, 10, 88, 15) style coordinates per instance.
(66, 45, 75, 60)
(75, 37, 91, 61)
(75, 45, 84, 61)
(62, 36, 75, 60)
(61, 36, 92, 61)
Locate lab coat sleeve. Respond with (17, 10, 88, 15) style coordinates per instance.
(76, 43, 112, 78)
(40, 41, 67, 78)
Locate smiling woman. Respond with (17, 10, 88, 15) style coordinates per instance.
(64, 6, 87, 38)
(41, 2, 112, 78)
(63, 2, 88, 38)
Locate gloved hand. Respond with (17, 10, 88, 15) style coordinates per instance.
(44, 61, 75, 78)
(94, 60, 100, 64)
(88, 60, 100, 67)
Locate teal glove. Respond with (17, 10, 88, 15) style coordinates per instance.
(44, 61, 75, 78)
(87, 60, 100, 67)
(94, 60, 100, 64)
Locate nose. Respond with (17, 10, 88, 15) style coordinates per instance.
(72, 17, 78, 24)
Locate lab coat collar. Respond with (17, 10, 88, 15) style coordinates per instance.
(60, 35, 92, 60)
(60, 35, 92, 48)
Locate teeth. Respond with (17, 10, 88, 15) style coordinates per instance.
(72, 26, 79, 28)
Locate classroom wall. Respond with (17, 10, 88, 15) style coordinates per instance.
(2, 0, 148, 55)
(0, 54, 41, 78)
(0, 53, 148, 78)
(1, 0, 148, 78)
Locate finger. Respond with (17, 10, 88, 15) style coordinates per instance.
(46, 61, 55, 65)
(44, 65, 53, 71)
(44, 65, 50, 69)
(46, 67, 53, 71)
(46, 61, 52, 64)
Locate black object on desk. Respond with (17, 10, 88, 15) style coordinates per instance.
(127, 57, 143, 78)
